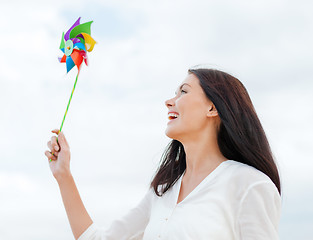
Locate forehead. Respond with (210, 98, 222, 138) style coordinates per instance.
(183, 73, 198, 84)
(176, 73, 199, 90)
(175, 73, 210, 102)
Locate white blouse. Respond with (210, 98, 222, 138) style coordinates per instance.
(78, 160, 281, 240)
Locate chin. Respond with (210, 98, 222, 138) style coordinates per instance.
(165, 127, 181, 141)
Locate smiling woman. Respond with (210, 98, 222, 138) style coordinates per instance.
(45, 68, 281, 240)
(152, 69, 281, 197)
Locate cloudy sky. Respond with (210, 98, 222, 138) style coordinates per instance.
(0, 0, 312, 239)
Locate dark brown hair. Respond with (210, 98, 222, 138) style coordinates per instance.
(150, 68, 281, 196)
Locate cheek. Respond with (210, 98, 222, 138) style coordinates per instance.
(177, 98, 207, 122)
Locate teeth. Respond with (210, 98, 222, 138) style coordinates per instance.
(168, 113, 178, 119)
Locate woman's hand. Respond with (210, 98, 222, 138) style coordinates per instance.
(45, 129, 71, 181)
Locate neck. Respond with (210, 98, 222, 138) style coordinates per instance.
(180, 129, 227, 178)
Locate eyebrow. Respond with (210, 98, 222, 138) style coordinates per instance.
(175, 83, 191, 95)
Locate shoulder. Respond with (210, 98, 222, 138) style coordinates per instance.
(220, 160, 280, 200)
(221, 161, 281, 231)
(222, 160, 275, 186)
(223, 161, 282, 238)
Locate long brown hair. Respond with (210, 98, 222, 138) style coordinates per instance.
(150, 68, 281, 196)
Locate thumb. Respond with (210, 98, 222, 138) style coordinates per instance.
(57, 131, 69, 149)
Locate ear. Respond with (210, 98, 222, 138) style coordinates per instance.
(207, 104, 219, 117)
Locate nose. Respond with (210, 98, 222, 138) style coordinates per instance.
(165, 97, 175, 108)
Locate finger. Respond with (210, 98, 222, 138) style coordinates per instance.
(47, 150, 57, 160)
(51, 136, 60, 152)
(47, 141, 53, 152)
(58, 131, 69, 149)
(51, 129, 60, 135)
(47, 141, 59, 156)
(45, 150, 57, 161)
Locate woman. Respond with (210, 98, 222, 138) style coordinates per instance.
(45, 68, 281, 240)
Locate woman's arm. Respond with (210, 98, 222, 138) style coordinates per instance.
(57, 174, 93, 239)
(78, 188, 153, 240)
(45, 129, 93, 240)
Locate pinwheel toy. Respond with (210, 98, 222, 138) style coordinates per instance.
(52, 18, 96, 160)
(59, 17, 96, 73)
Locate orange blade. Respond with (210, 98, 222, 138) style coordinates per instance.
(60, 54, 66, 63)
(71, 49, 83, 68)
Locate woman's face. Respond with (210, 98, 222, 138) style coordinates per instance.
(165, 73, 214, 141)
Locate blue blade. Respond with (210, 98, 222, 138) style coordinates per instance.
(66, 56, 75, 73)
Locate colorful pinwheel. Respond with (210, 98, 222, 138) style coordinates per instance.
(52, 18, 96, 152)
(58, 17, 96, 72)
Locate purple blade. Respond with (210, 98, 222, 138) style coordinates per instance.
(72, 38, 81, 44)
(76, 33, 84, 39)
(72, 34, 85, 44)
(64, 17, 81, 41)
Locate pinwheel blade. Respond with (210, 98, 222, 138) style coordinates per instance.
(66, 56, 75, 73)
(73, 42, 86, 51)
(81, 33, 96, 52)
(59, 54, 66, 63)
(69, 21, 93, 39)
(72, 38, 81, 44)
(65, 17, 81, 41)
(80, 51, 88, 66)
(59, 32, 65, 50)
(76, 36, 85, 45)
(71, 49, 84, 68)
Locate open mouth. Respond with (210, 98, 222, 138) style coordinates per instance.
(168, 113, 179, 120)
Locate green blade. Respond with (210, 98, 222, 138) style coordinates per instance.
(76, 36, 85, 45)
(59, 32, 65, 50)
(69, 21, 93, 39)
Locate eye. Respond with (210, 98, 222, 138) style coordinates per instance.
(174, 89, 187, 96)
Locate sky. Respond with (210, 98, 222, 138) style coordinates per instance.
(0, 0, 312, 239)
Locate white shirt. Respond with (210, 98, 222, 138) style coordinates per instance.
(78, 160, 281, 240)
